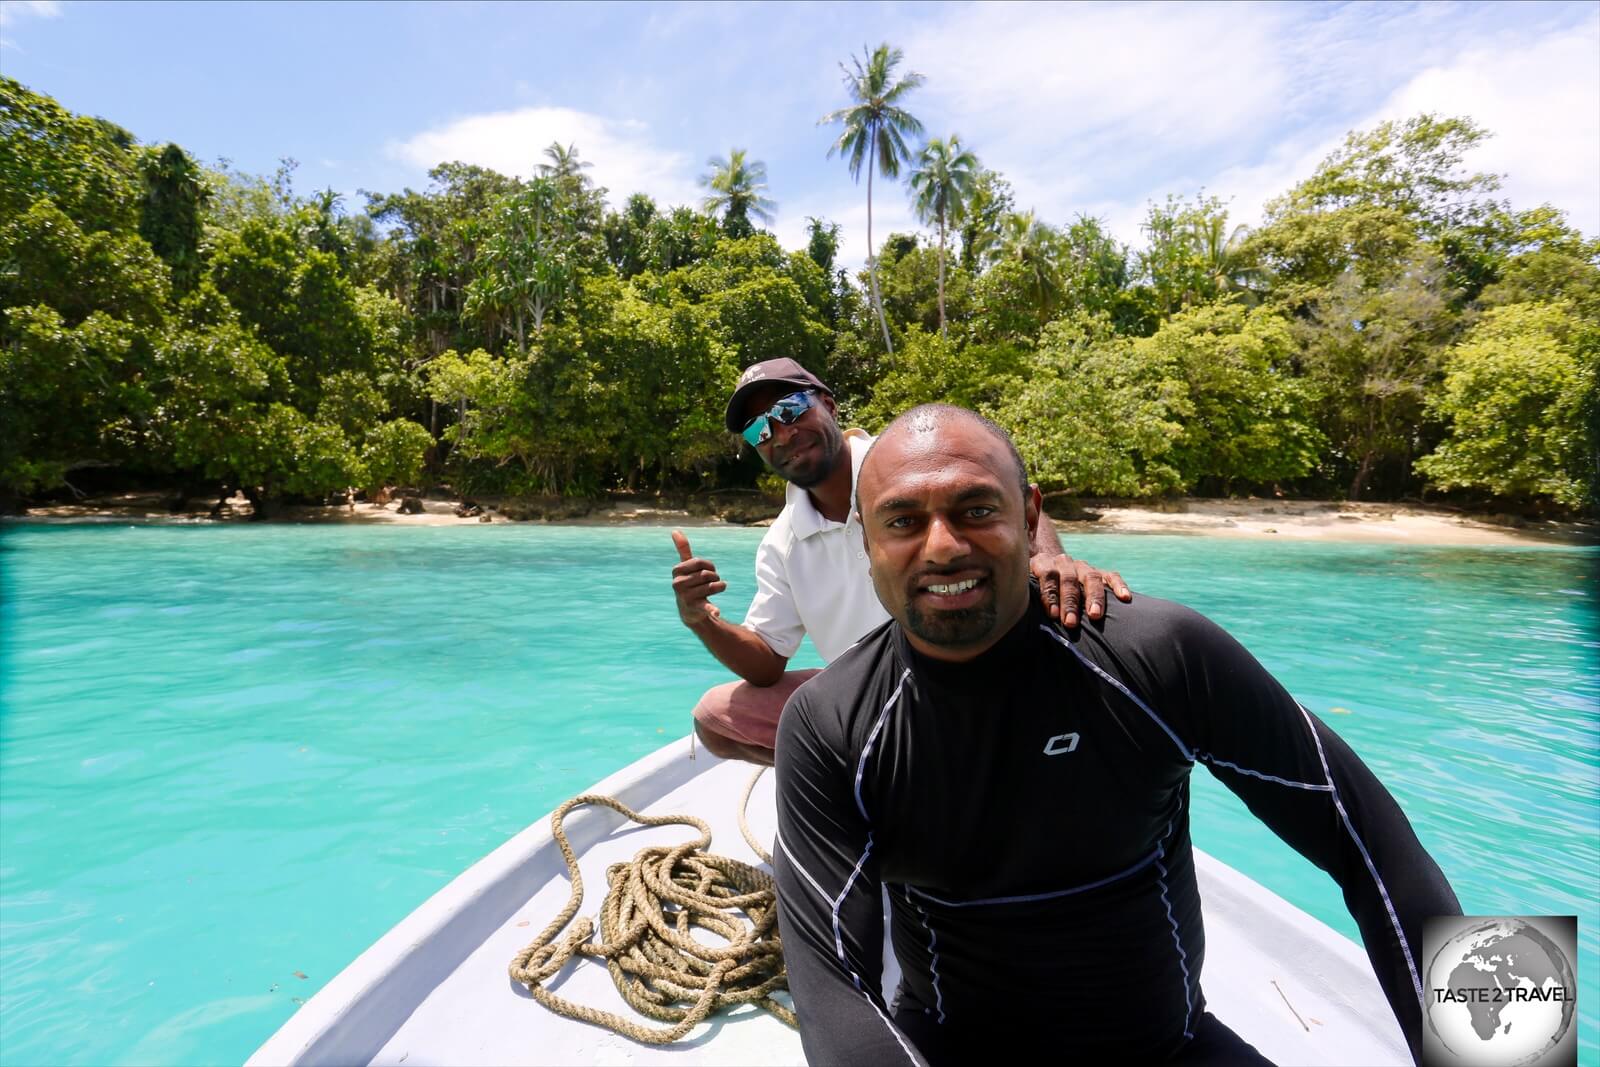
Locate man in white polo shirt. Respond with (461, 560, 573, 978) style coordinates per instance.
(670, 358, 1130, 765)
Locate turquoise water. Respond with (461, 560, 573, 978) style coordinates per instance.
(0, 524, 1595, 1066)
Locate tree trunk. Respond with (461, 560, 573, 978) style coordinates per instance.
(515, 310, 526, 356)
(866, 142, 894, 354)
(1350, 451, 1374, 500)
(937, 212, 948, 342)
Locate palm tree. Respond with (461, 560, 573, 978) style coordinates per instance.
(820, 42, 924, 353)
(908, 135, 979, 341)
(998, 210, 1064, 318)
(699, 148, 776, 237)
(1189, 213, 1262, 300)
(537, 142, 591, 182)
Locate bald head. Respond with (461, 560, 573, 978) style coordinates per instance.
(858, 405, 1030, 517)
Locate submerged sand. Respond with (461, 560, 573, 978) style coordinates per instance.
(8, 491, 1594, 547)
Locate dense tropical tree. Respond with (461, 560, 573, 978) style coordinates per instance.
(1248, 115, 1502, 307)
(5, 77, 1596, 517)
(1138, 196, 1207, 315)
(1474, 206, 1600, 318)
(645, 206, 723, 272)
(1417, 301, 1596, 509)
(208, 214, 374, 408)
(1136, 195, 1261, 314)
(875, 235, 973, 340)
(464, 177, 577, 352)
(998, 303, 1321, 496)
(360, 418, 434, 494)
(996, 314, 1184, 497)
(1284, 115, 1501, 235)
(1295, 257, 1457, 498)
(602, 192, 659, 278)
(137, 143, 209, 293)
(1056, 215, 1145, 329)
(804, 216, 841, 275)
(361, 162, 517, 435)
(820, 42, 924, 353)
(699, 148, 776, 238)
(861, 327, 1022, 429)
(957, 168, 1013, 273)
(909, 134, 979, 339)
(667, 234, 832, 369)
(0, 77, 140, 234)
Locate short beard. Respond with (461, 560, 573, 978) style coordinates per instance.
(780, 422, 845, 489)
(903, 601, 999, 649)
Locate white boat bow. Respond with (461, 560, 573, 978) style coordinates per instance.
(248, 738, 1409, 1066)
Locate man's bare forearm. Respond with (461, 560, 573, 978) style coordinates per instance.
(1031, 509, 1066, 556)
(687, 615, 788, 686)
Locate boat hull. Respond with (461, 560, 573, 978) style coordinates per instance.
(249, 738, 1409, 1066)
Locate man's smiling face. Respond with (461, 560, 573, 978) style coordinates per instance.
(740, 384, 845, 489)
(856, 410, 1040, 661)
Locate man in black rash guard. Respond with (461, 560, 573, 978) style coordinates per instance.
(773, 405, 1461, 1066)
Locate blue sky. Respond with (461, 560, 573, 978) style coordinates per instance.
(3, 0, 1596, 268)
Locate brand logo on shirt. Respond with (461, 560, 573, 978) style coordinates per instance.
(1042, 732, 1080, 756)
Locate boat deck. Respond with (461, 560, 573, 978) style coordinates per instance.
(249, 740, 1408, 1066)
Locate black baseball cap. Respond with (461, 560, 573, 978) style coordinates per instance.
(723, 358, 833, 434)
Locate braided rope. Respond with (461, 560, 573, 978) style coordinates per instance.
(738, 766, 773, 865)
(508, 778, 795, 1043)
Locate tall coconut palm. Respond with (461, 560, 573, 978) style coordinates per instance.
(699, 148, 777, 237)
(908, 135, 979, 340)
(820, 42, 924, 353)
(537, 142, 591, 182)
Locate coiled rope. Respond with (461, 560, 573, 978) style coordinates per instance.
(508, 768, 796, 1043)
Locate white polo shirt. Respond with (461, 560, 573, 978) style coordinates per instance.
(741, 429, 890, 663)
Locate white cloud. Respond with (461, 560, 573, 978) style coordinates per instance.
(0, 0, 61, 27)
(1074, 21, 1599, 250)
(1366, 20, 1600, 237)
(910, 2, 1292, 151)
(1173, 15, 1600, 241)
(387, 106, 699, 210)
(887, 2, 1599, 248)
(0, 0, 60, 46)
(905, 1, 1300, 225)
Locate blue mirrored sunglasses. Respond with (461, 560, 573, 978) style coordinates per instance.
(741, 389, 819, 447)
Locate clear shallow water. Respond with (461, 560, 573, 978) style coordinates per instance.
(0, 523, 1595, 1066)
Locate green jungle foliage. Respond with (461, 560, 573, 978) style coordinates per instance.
(2, 74, 1596, 513)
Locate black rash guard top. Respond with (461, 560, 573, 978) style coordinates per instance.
(773, 592, 1460, 1066)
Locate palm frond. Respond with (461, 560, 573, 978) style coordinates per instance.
(881, 74, 926, 105)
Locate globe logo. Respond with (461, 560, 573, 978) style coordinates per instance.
(1423, 916, 1577, 1067)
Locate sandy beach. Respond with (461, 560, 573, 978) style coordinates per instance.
(1049, 498, 1597, 547)
(8, 490, 1594, 546)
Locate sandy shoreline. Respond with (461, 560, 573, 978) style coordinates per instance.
(7, 491, 1594, 546)
(1052, 499, 1596, 547)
